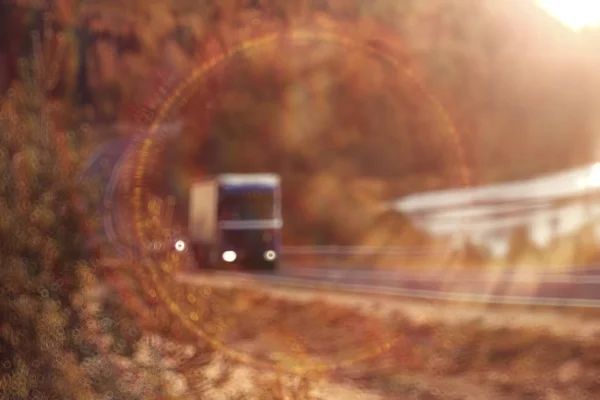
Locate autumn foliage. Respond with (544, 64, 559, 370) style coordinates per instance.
(2, 1, 600, 399)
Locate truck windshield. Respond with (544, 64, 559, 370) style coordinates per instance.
(218, 189, 276, 220)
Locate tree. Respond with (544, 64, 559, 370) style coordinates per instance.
(0, 16, 162, 400)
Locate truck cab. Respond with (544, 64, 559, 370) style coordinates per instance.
(188, 173, 282, 272)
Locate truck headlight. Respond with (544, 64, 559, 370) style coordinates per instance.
(222, 251, 237, 263)
(174, 240, 186, 252)
(264, 250, 276, 261)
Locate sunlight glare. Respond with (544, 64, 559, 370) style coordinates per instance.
(588, 163, 600, 188)
(536, 0, 600, 30)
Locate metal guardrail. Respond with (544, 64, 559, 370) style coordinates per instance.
(279, 246, 600, 274)
(273, 278, 600, 309)
(281, 246, 452, 255)
(278, 266, 600, 283)
(177, 271, 600, 309)
(280, 246, 455, 266)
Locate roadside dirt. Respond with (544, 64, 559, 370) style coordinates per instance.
(179, 272, 600, 399)
(183, 272, 600, 339)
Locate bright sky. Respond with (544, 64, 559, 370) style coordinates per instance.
(536, 0, 600, 30)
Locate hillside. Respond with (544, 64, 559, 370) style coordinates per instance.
(1, 0, 594, 184)
(123, 0, 600, 248)
(3, 0, 600, 249)
(79, 0, 600, 185)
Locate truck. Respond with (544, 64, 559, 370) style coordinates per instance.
(187, 173, 282, 272)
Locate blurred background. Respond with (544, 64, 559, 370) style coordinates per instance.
(4, 1, 600, 399)
(4, 0, 600, 267)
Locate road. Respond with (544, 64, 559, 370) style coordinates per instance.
(100, 242, 600, 308)
(82, 134, 600, 308)
(96, 227, 600, 307)
(173, 262, 600, 308)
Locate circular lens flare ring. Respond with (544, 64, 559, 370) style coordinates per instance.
(126, 17, 470, 377)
